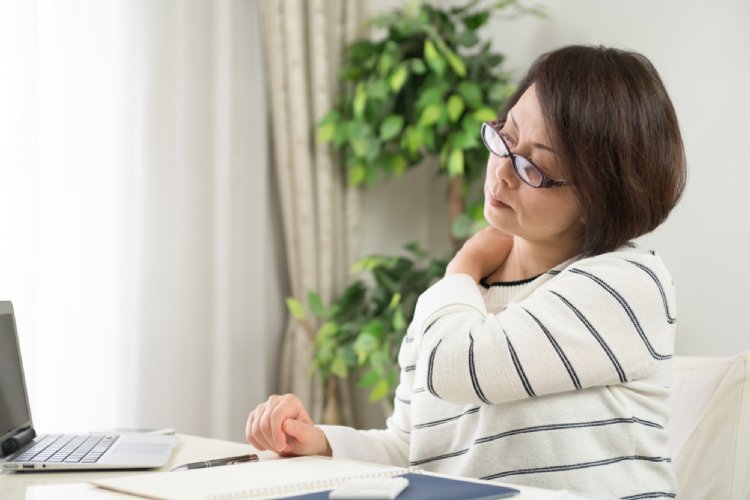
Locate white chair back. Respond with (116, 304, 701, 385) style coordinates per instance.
(666, 352, 750, 500)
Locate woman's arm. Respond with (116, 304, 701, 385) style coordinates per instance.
(410, 248, 676, 405)
(320, 321, 420, 467)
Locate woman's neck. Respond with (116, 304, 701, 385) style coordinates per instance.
(484, 237, 581, 282)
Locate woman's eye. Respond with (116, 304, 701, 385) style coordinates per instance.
(501, 132, 516, 146)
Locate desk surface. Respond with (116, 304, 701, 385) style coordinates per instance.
(0, 434, 563, 499)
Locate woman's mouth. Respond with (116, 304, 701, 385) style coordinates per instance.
(488, 193, 509, 209)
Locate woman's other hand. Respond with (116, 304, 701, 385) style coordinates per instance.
(446, 227, 513, 282)
(245, 393, 332, 457)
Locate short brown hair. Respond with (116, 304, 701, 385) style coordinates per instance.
(500, 45, 686, 257)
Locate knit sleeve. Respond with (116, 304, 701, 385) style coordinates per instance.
(319, 324, 416, 466)
(409, 250, 676, 405)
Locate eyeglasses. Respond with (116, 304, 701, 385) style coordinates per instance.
(481, 120, 567, 188)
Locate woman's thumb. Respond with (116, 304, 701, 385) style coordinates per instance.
(284, 419, 310, 441)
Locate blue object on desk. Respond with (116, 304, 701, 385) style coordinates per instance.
(281, 472, 520, 500)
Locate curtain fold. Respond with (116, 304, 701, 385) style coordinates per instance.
(259, 0, 366, 423)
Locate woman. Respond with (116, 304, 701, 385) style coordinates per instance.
(246, 45, 686, 499)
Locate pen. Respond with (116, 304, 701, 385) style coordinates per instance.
(170, 453, 259, 472)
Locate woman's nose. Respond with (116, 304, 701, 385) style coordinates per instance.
(491, 154, 518, 187)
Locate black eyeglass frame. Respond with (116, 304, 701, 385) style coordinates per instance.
(481, 120, 568, 189)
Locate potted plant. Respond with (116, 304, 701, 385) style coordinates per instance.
(289, 0, 541, 422)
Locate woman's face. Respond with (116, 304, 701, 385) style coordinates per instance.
(483, 85, 585, 248)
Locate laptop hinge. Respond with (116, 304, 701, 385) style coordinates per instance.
(2, 426, 36, 455)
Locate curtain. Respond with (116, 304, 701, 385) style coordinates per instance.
(0, 0, 283, 442)
(259, 0, 367, 423)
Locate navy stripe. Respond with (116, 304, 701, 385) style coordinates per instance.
(570, 268, 672, 360)
(426, 339, 443, 398)
(622, 493, 676, 499)
(481, 455, 671, 481)
(413, 387, 425, 394)
(474, 417, 663, 445)
(469, 333, 491, 404)
(403, 336, 414, 344)
(626, 260, 677, 324)
(423, 318, 439, 335)
(413, 407, 480, 429)
(395, 395, 411, 405)
(505, 333, 535, 397)
(403, 365, 416, 372)
(550, 290, 627, 383)
(524, 308, 582, 390)
(410, 448, 470, 466)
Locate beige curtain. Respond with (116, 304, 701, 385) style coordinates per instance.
(259, 0, 367, 423)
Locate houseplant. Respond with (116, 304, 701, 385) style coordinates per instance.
(289, 0, 540, 418)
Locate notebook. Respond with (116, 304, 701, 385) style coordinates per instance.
(91, 455, 520, 500)
(0, 301, 178, 471)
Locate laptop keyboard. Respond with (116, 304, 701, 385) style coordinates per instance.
(8, 434, 118, 464)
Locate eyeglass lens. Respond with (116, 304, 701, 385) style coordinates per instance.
(482, 123, 544, 187)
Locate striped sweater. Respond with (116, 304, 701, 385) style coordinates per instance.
(322, 243, 678, 499)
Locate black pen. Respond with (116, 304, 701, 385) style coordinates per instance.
(170, 453, 259, 472)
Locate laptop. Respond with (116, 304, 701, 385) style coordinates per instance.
(0, 301, 178, 471)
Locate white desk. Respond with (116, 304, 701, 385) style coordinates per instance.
(0, 434, 563, 499)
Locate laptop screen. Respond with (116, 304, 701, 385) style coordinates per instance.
(0, 305, 33, 444)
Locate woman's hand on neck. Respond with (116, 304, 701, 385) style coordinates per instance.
(484, 236, 581, 283)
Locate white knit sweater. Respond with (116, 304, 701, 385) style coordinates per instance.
(322, 244, 678, 499)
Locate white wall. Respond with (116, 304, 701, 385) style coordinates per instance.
(363, 0, 750, 357)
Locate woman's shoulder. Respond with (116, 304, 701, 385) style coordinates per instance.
(555, 241, 670, 277)
(544, 241, 675, 302)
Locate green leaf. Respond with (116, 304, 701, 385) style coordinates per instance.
(391, 153, 407, 175)
(402, 126, 422, 155)
(353, 84, 366, 117)
(389, 64, 409, 92)
(473, 107, 497, 122)
(462, 10, 491, 30)
(348, 162, 366, 186)
(330, 356, 348, 378)
(447, 95, 464, 122)
(423, 39, 445, 75)
(411, 59, 427, 74)
(419, 104, 442, 126)
(416, 83, 449, 108)
(448, 148, 464, 176)
(445, 51, 466, 77)
(370, 350, 388, 377)
(351, 138, 369, 158)
(353, 332, 379, 364)
(317, 122, 335, 143)
(307, 292, 324, 317)
(316, 321, 338, 344)
(368, 80, 390, 101)
(347, 121, 369, 140)
(378, 51, 396, 77)
(357, 368, 380, 388)
(388, 292, 402, 310)
(457, 81, 483, 108)
(380, 115, 404, 141)
(369, 378, 390, 402)
(451, 213, 475, 240)
(392, 306, 406, 331)
(285, 297, 306, 320)
(455, 30, 480, 47)
(362, 319, 386, 341)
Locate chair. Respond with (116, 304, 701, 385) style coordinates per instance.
(666, 352, 750, 499)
